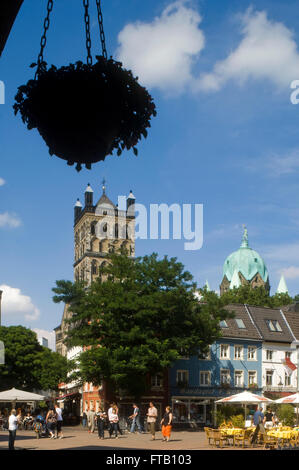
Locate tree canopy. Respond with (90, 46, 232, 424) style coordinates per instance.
(212, 285, 294, 308)
(52, 253, 231, 397)
(0, 325, 69, 391)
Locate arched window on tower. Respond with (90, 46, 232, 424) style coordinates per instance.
(91, 260, 97, 275)
(114, 223, 119, 239)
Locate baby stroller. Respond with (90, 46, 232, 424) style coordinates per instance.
(34, 415, 48, 439)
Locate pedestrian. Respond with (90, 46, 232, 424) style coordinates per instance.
(147, 402, 158, 440)
(129, 403, 143, 434)
(109, 406, 119, 438)
(82, 410, 87, 428)
(55, 403, 64, 439)
(46, 407, 57, 439)
(96, 407, 107, 440)
(251, 406, 266, 445)
(87, 407, 96, 433)
(8, 409, 19, 450)
(161, 406, 173, 442)
(265, 407, 275, 429)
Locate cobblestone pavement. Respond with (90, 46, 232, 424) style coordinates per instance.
(0, 427, 263, 451)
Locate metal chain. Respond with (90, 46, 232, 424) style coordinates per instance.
(36, 0, 54, 78)
(83, 0, 93, 65)
(95, 0, 108, 59)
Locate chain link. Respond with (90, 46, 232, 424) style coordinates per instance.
(83, 0, 93, 65)
(36, 0, 54, 78)
(95, 0, 108, 59)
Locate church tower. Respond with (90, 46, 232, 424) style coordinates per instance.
(73, 180, 135, 285)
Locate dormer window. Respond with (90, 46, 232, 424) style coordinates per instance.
(220, 320, 228, 328)
(235, 319, 246, 329)
(266, 320, 282, 332)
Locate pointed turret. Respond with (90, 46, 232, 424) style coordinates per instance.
(84, 183, 93, 208)
(230, 269, 241, 289)
(276, 275, 288, 294)
(127, 190, 135, 215)
(74, 198, 83, 222)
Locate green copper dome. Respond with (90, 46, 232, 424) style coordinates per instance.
(223, 228, 269, 283)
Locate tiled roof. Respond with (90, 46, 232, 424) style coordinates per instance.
(220, 304, 262, 340)
(246, 305, 294, 343)
(282, 307, 299, 341)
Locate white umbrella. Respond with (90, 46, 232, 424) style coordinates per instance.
(215, 390, 273, 426)
(275, 392, 299, 424)
(0, 388, 46, 402)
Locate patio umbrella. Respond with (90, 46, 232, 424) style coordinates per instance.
(215, 390, 273, 425)
(275, 392, 299, 424)
(0, 388, 45, 402)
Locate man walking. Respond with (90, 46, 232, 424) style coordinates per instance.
(147, 402, 158, 440)
(8, 409, 19, 450)
(87, 407, 96, 433)
(251, 406, 266, 445)
(55, 403, 64, 439)
(129, 403, 143, 434)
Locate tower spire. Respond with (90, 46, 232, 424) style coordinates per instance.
(102, 178, 106, 195)
(240, 225, 249, 248)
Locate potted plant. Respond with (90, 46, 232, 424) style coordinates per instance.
(13, 1, 156, 171)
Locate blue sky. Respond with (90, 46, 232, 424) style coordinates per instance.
(1, 0, 299, 332)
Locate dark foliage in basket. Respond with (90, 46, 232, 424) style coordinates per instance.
(13, 56, 157, 171)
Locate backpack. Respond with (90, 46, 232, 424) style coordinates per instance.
(49, 411, 57, 424)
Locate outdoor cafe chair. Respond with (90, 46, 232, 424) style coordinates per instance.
(210, 429, 230, 448)
(263, 434, 278, 450)
(204, 427, 214, 446)
(233, 429, 252, 448)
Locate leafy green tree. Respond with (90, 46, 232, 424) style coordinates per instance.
(0, 325, 69, 391)
(53, 253, 231, 398)
(215, 285, 293, 308)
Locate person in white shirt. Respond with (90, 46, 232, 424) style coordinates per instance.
(8, 409, 19, 450)
(147, 402, 158, 440)
(55, 403, 64, 439)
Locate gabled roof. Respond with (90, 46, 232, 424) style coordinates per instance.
(246, 305, 294, 343)
(220, 304, 262, 340)
(282, 304, 299, 341)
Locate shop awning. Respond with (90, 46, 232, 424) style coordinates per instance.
(55, 392, 81, 400)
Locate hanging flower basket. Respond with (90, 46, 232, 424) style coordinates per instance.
(14, 57, 156, 170)
(13, 0, 156, 171)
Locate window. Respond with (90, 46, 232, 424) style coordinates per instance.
(151, 374, 163, 388)
(266, 350, 273, 361)
(220, 369, 230, 385)
(91, 260, 97, 275)
(220, 344, 230, 359)
(285, 351, 291, 359)
(266, 320, 282, 332)
(234, 370, 244, 387)
(248, 371, 257, 385)
(248, 346, 257, 360)
(176, 370, 189, 386)
(285, 372, 291, 386)
(234, 345, 243, 360)
(235, 319, 246, 329)
(200, 371, 211, 386)
(266, 370, 273, 386)
(220, 320, 228, 328)
(201, 347, 211, 360)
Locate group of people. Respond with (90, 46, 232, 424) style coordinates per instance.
(83, 402, 173, 442)
(250, 406, 278, 445)
(4, 403, 64, 450)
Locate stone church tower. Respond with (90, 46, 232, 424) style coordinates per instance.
(73, 181, 135, 285)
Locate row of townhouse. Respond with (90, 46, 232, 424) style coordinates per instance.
(169, 303, 299, 426)
(56, 303, 299, 426)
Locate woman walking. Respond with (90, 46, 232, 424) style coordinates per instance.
(161, 406, 173, 442)
(109, 406, 119, 439)
(46, 407, 57, 439)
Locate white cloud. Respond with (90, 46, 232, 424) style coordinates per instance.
(196, 9, 299, 92)
(0, 285, 40, 321)
(0, 212, 22, 228)
(0, 178, 5, 186)
(116, 0, 205, 94)
(280, 266, 299, 280)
